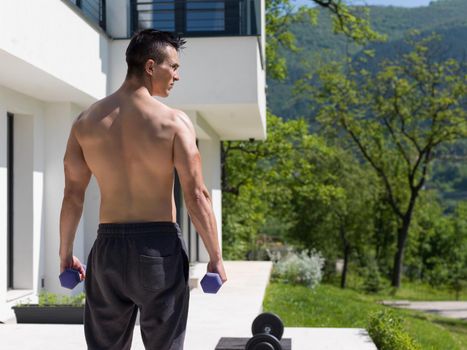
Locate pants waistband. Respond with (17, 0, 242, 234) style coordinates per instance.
(97, 221, 181, 237)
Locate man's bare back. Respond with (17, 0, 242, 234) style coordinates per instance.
(74, 91, 183, 224)
(60, 31, 226, 293)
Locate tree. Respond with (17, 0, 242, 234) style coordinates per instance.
(330, 155, 379, 289)
(221, 112, 376, 272)
(449, 202, 467, 300)
(221, 112, 315, 259)
(223, 0, 384, 264)
(266, 0, 384, 80)
(312, 33, 467, 287)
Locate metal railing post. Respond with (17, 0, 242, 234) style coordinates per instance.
(100, 0, 106, 31)
(130, 0, 138, 35)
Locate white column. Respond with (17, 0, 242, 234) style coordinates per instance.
(196, 123, 222, 262)
(43, 103, 85, 295)
(33, 113, 46, 295)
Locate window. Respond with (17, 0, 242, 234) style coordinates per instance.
(132, 0, 257, 37)
(186, 1, 225, 32)
(137, 0, 176, 32)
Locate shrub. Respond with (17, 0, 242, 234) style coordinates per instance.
(368, 309, 421, 350)
(363, 263, 383, 294)
(271, 249, 325, 289)
(38, 292, 85, 306)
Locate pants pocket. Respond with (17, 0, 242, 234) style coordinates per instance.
(139, 253, 180, 292)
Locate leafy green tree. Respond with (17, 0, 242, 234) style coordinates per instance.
(403, 191, 443, 282)
(221, 113, 315, 259)
(330, 156, 379, 289)
(221, 112, 375, 271)
(413, 201, 467, 299)
(266, 0, 384, 80)
(227, 0, 384, 262)
(449, 202, 467, 300)
(312, 33, 467, 287)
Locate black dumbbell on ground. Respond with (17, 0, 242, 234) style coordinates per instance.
(245, 312, 284, 350)
(214, 312, 290, 350)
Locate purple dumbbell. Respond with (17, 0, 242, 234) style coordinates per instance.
(59, 265, 86, 289)
(200, 272, 223, 294)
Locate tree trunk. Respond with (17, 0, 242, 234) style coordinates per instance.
(391, 217, 411, 288)
(341, 243, 350, 289)
(339, 224, 350, 289)
(391, 185, 422, 288)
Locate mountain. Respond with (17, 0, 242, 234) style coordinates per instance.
(266, 0, 467, 208)
(267, 0, 467, 120)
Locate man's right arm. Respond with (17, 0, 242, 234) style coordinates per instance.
(173, 111, 227, 282)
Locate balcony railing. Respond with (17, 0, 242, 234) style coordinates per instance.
(68, 0, 106, 30)
(130, 0, 261, 37)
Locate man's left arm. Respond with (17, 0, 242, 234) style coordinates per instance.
(59, 117, 91, 279)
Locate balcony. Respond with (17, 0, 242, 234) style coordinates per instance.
(68, 0, 261, 38)
(131, 0, 261, 37)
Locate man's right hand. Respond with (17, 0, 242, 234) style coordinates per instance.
(207, 259, 227, 284)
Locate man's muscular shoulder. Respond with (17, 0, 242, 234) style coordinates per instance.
(70, 106, 95, 137)
(172, 109, 195, 137)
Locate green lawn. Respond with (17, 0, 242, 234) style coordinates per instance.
(263, 282, 467, 350)
(327, 273, 467, 301)
(373, 282, 467, 302)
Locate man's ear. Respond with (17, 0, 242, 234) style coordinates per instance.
(144, 58, 155, 76)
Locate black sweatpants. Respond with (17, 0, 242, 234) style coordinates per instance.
(84, 222, 190, 350)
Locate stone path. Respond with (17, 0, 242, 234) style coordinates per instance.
(382, 300, 467, 320)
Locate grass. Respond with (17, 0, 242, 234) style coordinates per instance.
(374, 282, 467, 302)
(327, 272, 467, 301)
(263, 282, 467, 350)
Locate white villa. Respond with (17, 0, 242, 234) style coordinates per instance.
(0, 0, 266, 321)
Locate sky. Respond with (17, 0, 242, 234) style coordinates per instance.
(294, 0, 434, 8)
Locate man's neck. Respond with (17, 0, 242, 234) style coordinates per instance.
(119, 75, 153, 97)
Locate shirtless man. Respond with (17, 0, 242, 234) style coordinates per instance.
(58, 29, 227, 350)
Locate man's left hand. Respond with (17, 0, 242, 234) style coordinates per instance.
(60, 255, 86, 281)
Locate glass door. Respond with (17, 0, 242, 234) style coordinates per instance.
(7, 112, 14, 290)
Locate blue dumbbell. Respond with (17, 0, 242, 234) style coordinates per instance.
(59, 265, 86, 289)
(200, 272, 223, 294)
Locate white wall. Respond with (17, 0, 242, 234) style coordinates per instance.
(108, 36, 266, 140)
(260, 0, 266, 68)
(110, 36, 260, 105)
(106, 0, 130, 38)
(0, 108, 8, 318)
(33, 114, 45, 295)
(108, 39, 129, 95)
(196, 113, 222, 262)
(0, 0, 109, 104)
(0, 87, 88, 315)
(43, 102, 86, 295)
(83, 176, 100, 260)
(256, 35, 267, 139)
(0, 86, 47, 320)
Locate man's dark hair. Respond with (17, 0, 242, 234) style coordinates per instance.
(125, 29, 186, 77)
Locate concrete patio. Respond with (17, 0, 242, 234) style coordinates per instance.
(1, 261, 377, 350)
